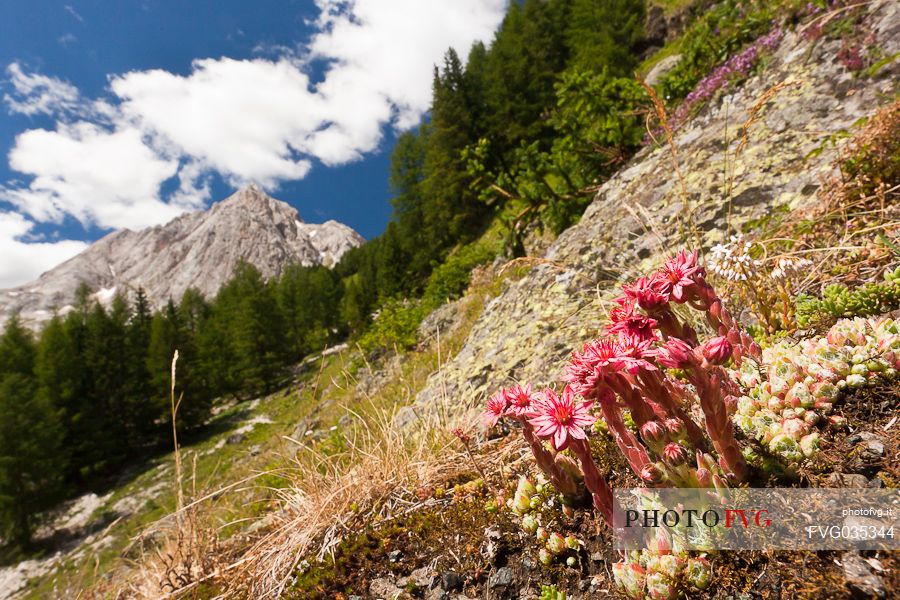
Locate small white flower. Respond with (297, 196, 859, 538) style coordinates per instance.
(770, 257, 813, 281)
(708, 234, 760, 282)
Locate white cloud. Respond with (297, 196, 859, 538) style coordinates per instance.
(5, 122, 181, 229)
(0, 212, 87, 288)
(64, 5, 84, 23)
(0, 0, 507, 285)
(111, 58, 318, 187)
(4, 62, 81, 117)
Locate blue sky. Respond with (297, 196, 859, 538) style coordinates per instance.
(0, 1, 507, 287)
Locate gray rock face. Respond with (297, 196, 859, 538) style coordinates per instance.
(0, 185, 363, 327)
(406, 0, 899, 426)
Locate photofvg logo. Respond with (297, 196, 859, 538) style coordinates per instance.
(613, 488, 899, 552)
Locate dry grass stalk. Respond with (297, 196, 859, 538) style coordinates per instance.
(735, 79, 803, 155)
(638, 79, 702, 250)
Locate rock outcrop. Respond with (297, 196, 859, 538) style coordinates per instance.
(407, 0, 899, 425)
(0, 185, 364, 327)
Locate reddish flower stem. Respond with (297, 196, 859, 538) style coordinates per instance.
(598, 388, 651, 477)
(683, 361, 747, 482)
(634, 369, 706, 450)
(521, 422, 580, 497)
(571, 438, 613, 524)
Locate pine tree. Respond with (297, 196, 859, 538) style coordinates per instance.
(0, 314, 36, 377)
(0, 373, 66, 549)
(566, 0, 646, 76)
(125, 288, 157, 444)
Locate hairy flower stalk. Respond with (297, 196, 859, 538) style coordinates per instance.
(597, 387, 652, 476)
(521, 424, 580, 497)
(679, 346, 747, 482)
(570, 438, 613, 522)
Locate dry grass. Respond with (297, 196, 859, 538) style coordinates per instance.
(220, 405, 465, 598)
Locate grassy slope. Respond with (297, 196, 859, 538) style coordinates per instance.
(20, 217, 524, 598)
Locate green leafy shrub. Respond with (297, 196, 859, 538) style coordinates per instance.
(357, 299, 427, 355)
(422, 241, 497, 308)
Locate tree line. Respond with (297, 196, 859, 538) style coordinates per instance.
(1, 0, 652, 549)
(0, 263, 342, 548)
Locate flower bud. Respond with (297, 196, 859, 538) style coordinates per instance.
(702, 336, 732, 365)
(640, 463, 666, 485)
(640, 420, 669, 453)
(662, 443, 691, 468)
(696, 467, 712, 487)
(663, 418, 687, 443)
(656, 337, 695, 369)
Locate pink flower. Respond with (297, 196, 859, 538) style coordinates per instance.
(528, 386, 597, 451)
(564, 338, 623, 397)
(701, 336, 733, 365)
(616, 334, 659, 374)
(482, 390, 509, 428)
(623, 276, 669, 310)
(608, 298, 659, 341)
(504, 383, 539, 418)
(657, 250, 703, 302)
(655, 337, 695, 369)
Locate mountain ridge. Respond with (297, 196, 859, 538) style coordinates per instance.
(0, 185, 364, 327)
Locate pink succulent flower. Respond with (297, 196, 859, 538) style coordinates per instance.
(482, 390, 509, 428)
(565, 338, 623, 397)
(657, 250, 703, 302)
(702, 336, 733, 365)
(608, 298, 659, 341)
(623, 276, 669, 310)
(655, 337, 696, 369)
(504, 383, 539, 418)
(616, 334, 659, 373)
(529, 386, 597, 451)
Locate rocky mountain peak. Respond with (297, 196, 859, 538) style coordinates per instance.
(0, 188, 365, 328)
